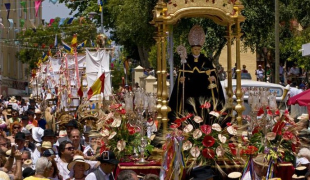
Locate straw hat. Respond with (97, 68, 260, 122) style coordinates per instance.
(37, 141, 53, 152)
(9, 96, 17, 103)
(297, 114, 309, 120)
(25, 124, 35, 131)
(67, 155, 90, 171)
(253, 154, 269, 167)
(228, 172, 242, 180)
(0, 171, 10, 180)
(35, 109, 42, 114)
(58, 130, 67, 137)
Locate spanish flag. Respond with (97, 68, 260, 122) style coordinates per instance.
(71, 34, 77, 47)
(87, 72, 105, 100)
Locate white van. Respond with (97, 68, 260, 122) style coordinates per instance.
(220, 79, 286, 115)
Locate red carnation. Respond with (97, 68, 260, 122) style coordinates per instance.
(202, 148, 215, 159)
(201, 125, 212, 135)
(200, 102, 211, 109)
(283, 131, 293, 140)
(202, 135, 215, 147)
(128, 126, 136, 135)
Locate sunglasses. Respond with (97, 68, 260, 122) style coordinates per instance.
(13, 126, 20, 129)
(65, 147, 74, 151)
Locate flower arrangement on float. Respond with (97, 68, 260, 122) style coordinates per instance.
(97, 102, 154, 161)
(168, 100, 238, 173)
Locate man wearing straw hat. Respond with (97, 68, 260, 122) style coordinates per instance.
(243, 154, 269, 180)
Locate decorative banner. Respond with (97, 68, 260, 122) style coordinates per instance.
(59, 18, 65, 26)
(35, 0, 42, 17)
(8, 19, 13, 29)
(20, 19, 25, 28)
(5, 3, 11, 19)
(49, 0, 58, 4)
(20, 1, 27, 12)
(71, 34, 77, 47)
(49, 19, 55, 27)
(67, 18, 74, 24)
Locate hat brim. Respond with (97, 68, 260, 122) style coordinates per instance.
(67, 160, 91, 171)
(96, 158, 119, 165)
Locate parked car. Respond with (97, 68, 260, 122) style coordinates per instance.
(221, 79, 286, 115)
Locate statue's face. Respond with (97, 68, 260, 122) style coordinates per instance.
(191, 46, 201, 56)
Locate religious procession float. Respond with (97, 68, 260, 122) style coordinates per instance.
(25, 0, 310, 180)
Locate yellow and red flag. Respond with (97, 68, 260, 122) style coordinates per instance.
(87, 72, 105, 100)
(71, 34, 77, 47)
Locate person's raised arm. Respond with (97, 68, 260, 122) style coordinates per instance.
(3, 145, 16, 172)
(13, 150, 22, 180)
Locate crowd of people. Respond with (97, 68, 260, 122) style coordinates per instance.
(0, 97, 160, 180)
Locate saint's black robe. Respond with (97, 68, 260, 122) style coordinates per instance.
(168, 53, 225, 120)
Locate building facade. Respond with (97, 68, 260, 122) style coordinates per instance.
(0, 0, 42, 98)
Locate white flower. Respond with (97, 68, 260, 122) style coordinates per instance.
(190, 146, 200, 158)
(212, 123, 222, 132)
(227, 126, 237, 135)
(108, 131, 117, 139)
(111, 118, 121, 127)
(209, 111, 220, 118)
(193, 116, 203, 123)
(117, 140, 126, 151)
(193, 129, 202, 139)
(218, 134, 227, 143)
(105, 112, 114, 121)
(266, 132, 276, 141)
(182, 140, 192, 151)
(216, 146, 225, 157)
(101, 129, 110, 137)
(183, 124, 194, 133)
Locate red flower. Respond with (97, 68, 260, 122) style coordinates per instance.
(283, 131, 293, 140)
(128, 126, 136, 135)
(229, 143, 236, 155)
(106, 118, 113, 124)
(200, 102, 211, 109)
(226, 122, 232, 127)
(202, 135, 215, 147)
(272, 121, 285, 135)
(201, 125, 212, 135)
(202, 148, 215, 159)
(257, 107, 264, 116)
(244, 146, 258, 155)
(185, 113, 194, 119)
(275, 110, 280, 115)
(119, 109, 126, 115)
(174, 119, 183, 124)
(170, 122, 181, 129)
(291, 143, 296, 153)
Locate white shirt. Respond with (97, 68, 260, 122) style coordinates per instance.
(85, 167, 111, 180)
(56, 158, 70, 180)
(243, 171, 261, 180)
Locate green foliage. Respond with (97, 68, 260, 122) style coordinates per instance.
(111, 59, 125, 89)
(16, 18, 97, 69)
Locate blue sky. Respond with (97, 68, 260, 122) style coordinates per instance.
(42, 1, 72, 21)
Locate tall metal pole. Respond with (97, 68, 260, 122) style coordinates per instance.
(101, 5, 104, 34)
(275, 0, 280, 84)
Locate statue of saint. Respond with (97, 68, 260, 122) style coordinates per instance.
(168, 25, 225, 120)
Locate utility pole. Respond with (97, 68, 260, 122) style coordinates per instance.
(275, 0, 280, 84)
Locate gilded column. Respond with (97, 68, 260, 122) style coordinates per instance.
(155, 25, 163, 125)
(160, 24, 169, 134)
(234, 20, 244, 126)
(225, 24, 234, 115)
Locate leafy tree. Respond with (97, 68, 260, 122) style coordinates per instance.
(16, 18, 97, 69)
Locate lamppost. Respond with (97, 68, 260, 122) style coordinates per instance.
(88, 11, 104, 33)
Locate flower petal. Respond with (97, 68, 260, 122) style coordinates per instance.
(193, 116, 203, 123)
(266, 132, 276, 141)
(216, 146, 225, 157)
(209, 111, 220, 118)
(202, 135, 215, 147)
(182, 140, 192, 151)
(108, 131, 117, 139)
(202, 148, 215, 159)
(183, 124, 193, 133)
(193, 129, 203, 139)
(117, 140, 126, 151)
(201, 125, 212, 135)
(227, 126, 237, 135)
(218, 134, 227, 143)
(190, 146, 200, 158)
(212, 123, 222, 132)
